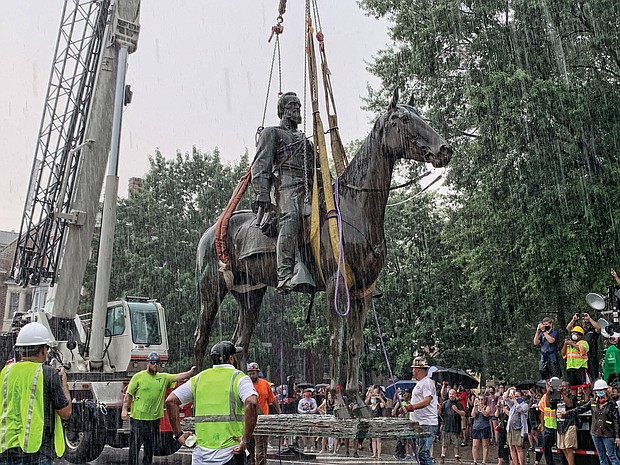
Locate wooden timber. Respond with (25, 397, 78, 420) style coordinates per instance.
(181, 414, 431, 439)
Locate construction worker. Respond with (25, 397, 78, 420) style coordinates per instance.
(121, 351, 195, 465)
(564, 379, 620, 465)
(562, 325, 590, 400)
(0, 322, 72, 464)
(246, 362, 280, 465)
(165, 341, 258, 465)
(538, 378, 560, 465)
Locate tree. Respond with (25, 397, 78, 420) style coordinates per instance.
(105, 147, 250, 370)
(360, 0, 620, 380)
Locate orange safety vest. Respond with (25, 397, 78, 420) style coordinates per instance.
(538, 396, 557, 429)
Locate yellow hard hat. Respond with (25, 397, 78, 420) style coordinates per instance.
(572, 326, 584, 335)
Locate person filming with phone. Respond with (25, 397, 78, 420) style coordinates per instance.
(534, 316, 562, 380)
(567, 312, 601, 379)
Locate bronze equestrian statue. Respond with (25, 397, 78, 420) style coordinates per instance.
(194, 90, 452, 407)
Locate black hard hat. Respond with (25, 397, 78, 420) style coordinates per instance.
(210, 341, 243, 363)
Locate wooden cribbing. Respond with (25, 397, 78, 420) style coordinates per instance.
(182, 414, 431, 439)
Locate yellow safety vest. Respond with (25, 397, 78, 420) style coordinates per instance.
(0, 361, 65, 457)
(566, 340, 589, 369)
(191, 367, 245, 449)
(538, 396, 557, 430)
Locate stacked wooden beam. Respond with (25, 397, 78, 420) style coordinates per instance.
(182, 414, 431, 439)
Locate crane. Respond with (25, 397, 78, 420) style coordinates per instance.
(8, 1, 181, 462)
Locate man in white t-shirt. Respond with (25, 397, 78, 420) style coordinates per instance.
(165, 341, 258, 465)
(404, 357, 438, 465)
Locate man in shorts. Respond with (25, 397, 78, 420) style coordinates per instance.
(556, 380, 578, 465)
(439, 389, 466, 464)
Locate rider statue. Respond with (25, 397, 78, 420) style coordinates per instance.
(251, 92, 315, 295)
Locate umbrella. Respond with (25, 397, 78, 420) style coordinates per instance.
(385, 380, 416, 399)
(431, 367, 478, 389)
(515, 380, 546, 390)
(295, 382, 314, 390)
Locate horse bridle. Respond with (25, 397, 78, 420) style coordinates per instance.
(337, 169, 433, 192)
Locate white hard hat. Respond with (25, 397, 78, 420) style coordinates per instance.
(15, 322, 51, 347)
(593, 379, 609, 391)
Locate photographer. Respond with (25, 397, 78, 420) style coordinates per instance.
(471, 395, 491, 465)
(503, 388, 529, 465)
(561, 326, 591, 401)
(555, 380, 577, 465)
(538, 378, 561, 465)
(534, 317, 562, 380)
(567, 312, 601, 380)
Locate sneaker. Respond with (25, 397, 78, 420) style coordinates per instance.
(354, 451, 359, 458)
(310, 447, 316, 453)
(455, 456, 462, 465)
(439, 456, 446, 464)
(304, 446, 309, 453)
(460, 442, 466, 447)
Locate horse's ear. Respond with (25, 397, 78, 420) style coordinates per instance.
(389, 88, 399, 110)
(407, 93, 415, 107)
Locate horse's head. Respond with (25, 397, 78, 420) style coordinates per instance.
(381, 90, 452, 168)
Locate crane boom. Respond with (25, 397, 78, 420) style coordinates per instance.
(11, 0, 111, 289)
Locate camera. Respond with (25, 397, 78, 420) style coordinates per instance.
(577, 312, 584, 319)
(543, 325, 551, 332)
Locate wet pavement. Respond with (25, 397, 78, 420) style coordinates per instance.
(61, 441, 489, 465)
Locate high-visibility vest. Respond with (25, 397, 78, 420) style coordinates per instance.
(191, 367, 245, 449)
(0, 361, 65, 457)
(566, 340, 589, 369)
(538, 396, 557, 429)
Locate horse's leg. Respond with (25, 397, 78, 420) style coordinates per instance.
(193, 268, 228, 370)
(231, 287, 267, 368)
(345, 295, 372, 404)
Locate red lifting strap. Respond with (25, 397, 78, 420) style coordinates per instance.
(215, 166, 252, 269)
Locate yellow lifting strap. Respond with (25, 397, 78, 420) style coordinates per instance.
(306, 17, 355, 287)
(316, 31, 348, 176)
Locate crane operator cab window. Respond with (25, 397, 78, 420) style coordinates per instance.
(106, 305, 126, 336)
(129, 302, 162, 345)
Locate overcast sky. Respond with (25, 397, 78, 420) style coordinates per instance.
(0, 1, 390, 231)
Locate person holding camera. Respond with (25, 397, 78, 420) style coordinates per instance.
(366, 386, 386, 459)
(567, 312, 601, 380)
(561, 325, 591, 401)
(502, 388, 529, 465)
(534, 317, 562, 380)
(537, 378, 562, 465)
(471, 395, 492, 465)
(555, 380, 577, 465)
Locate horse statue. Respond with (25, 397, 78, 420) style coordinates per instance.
(194, 90, 452, 406)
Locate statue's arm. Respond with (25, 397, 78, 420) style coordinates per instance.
(251, 127, 278, 203)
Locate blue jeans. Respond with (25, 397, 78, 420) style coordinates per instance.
(591, 435, 620, 465)
(417, 424, 438, 465)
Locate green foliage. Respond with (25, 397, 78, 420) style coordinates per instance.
(108, 147, 250, 371)
(359, 0, 620, 383)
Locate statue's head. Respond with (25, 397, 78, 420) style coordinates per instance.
(277, 92, 302, 125)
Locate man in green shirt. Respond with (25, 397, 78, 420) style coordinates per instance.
(121, 352, 195, 465)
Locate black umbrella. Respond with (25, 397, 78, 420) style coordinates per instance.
(515, 379, 546, 390)
(431, 367, 478, 389)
